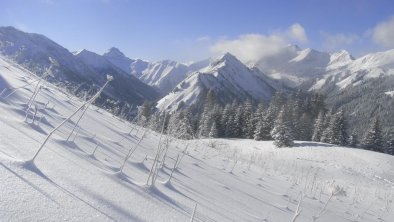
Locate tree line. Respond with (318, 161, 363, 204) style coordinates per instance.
(137, 89, 394, 154)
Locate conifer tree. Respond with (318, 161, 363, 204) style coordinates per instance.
(271, 108, 294, 147)
(321, 110, 348, 146)
(361, 118, 383, 152)
(312, 111, 325, 142)
(254, 115, 272, 141)
(209, 122, 218, 138)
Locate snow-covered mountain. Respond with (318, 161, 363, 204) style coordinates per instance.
(137, 60, 190, 95)
(157, 53, 279, 111)
(74, 49, 159, 104)
(129, 59, 210, 95)
(310, 49, 394, 91)
(0, 26, 96, 82)
(102, 47, 135, 74)
(0, 26, 159, 107)
(254, 45, 352, 86)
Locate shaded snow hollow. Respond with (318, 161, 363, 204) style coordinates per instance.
(1, 55, 394, 221)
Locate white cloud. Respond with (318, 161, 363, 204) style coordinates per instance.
(321, 32, 359, 51)
(210, 23, 308, 63)
(287, 23, 308, 43)
(373, 16, 394, 48)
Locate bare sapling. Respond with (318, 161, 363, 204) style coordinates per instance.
(25, 60, 55, 120)
(312, 182, 345, 222)
(25, 85, 42, 122)
(166, 154, 180, 183)
(146, 112, 167, 186)
(0, 88, 7, 97)
(92, 141, 101, 156)
(190, 203, 198, 222)
(175, 143, 189, 169)
(66, 104, 89, 142)
(291, 193, 303, 222)
(29, 75, 113, 164)
(2, 78, 40, 99)
(119, 129, 148, 173)
(31, 105, 39, 124)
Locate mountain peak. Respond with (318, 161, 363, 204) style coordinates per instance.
(210, 52, 241, 68)
(103, 47, 126, 58)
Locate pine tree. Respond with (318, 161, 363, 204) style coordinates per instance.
(321, 110, 348, 146)
(361, 118, 383, 152)
(348, 133, 358, 148)
(271, 108, 294, 147)
(387, 138, 394, 155)
(241, 100, 253, 138)
(297, 113, 313, 141)
(247, 103, 265, 139)
(232, 106, 243, 138)
(312, 111, 325, 142)
(209, 122, 218, 138)
(254, 115, 271, 141)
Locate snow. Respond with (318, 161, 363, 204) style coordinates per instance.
(102, 47, 135, 74)
(309, 49, 394, 90)
(157, 53, 278, 112)
(385, 91, 394, 97)
(1, 55, 394, 221)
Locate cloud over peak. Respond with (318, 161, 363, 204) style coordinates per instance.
(210, 23, 308, 64)
(373, 16, 394, 48)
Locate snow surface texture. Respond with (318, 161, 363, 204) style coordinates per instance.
(1, 56, 394, 221)
(157, 53, 278, 112)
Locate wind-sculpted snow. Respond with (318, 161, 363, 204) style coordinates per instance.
(1, 55, 394, 222)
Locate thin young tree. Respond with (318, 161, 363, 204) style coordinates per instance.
(29, 75, 113, 164)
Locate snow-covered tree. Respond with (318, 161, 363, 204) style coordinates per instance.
(321, 110, 348, 146)
(312, 111, 325, 142)
(297, 113, 313, 141)
(361, 118, 383, 152)
(271, 108, 294, 147)
(209, 122, 218, 138)
(387, 138, 394, 155)
(254, 114, 271, 141)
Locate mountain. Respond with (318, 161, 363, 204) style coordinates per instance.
(254, 45, 343, 86)
(74, 49, 159, 105)
(0, 26, 159, 109)
(157, 53, 279, 111)
(102, 47, 135, 74)
(128, 58, 210, 95)
(0, 26, 96, 82)
(137, 60, 190, 95)
(303, 49, 394, 137)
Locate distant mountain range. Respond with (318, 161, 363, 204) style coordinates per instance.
(0, 26, 159, 108)
(0, 26, 393, 134)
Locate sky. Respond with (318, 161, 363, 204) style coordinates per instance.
(1, 0, 394, 63)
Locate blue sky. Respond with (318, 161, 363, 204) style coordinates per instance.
(1, 0, 394, 62)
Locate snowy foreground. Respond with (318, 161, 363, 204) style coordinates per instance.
(1, 57, 394, 222)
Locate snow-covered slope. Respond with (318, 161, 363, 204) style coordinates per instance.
(1, 57, 394, 221)
(157, 53, 278, 111)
